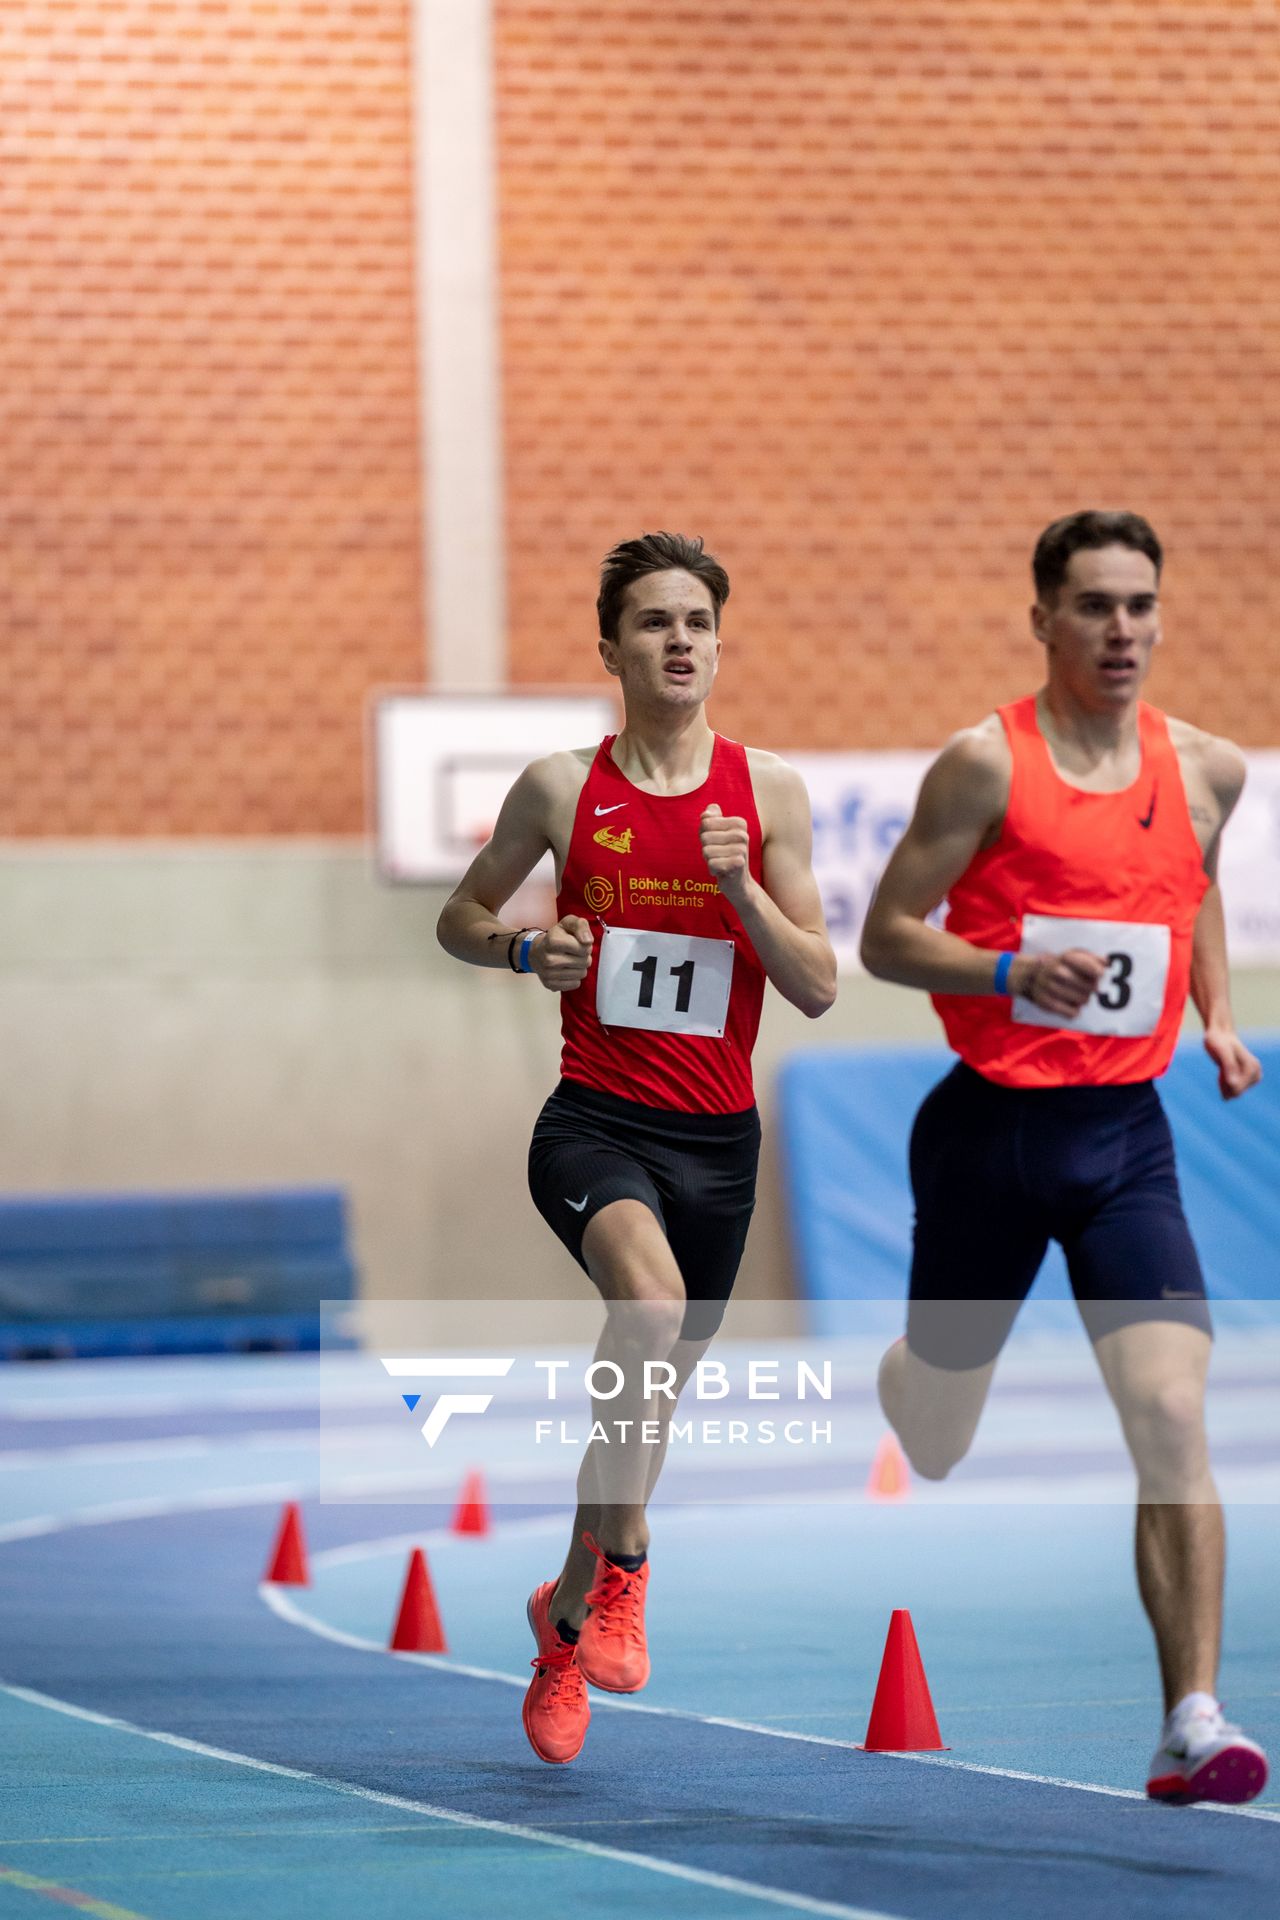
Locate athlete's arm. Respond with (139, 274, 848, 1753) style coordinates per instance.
(859, 726, 1106, 1013)
(1186, 735, 1261, 1099)
(701, 756, 836, 1018)
(434, 756, 593, 993)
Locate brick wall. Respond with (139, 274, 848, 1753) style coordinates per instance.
(496, 1, 1280, 751)
(0, 0, 423, 834)
(5, 3, 1279, 838)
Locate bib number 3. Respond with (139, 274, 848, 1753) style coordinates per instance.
(1096, 950, 1134, 1011)
(596, 925, 735, 1039)
(1012, 913, 1171, 1037)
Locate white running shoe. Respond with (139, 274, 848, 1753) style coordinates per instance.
(1146, 1700, 1269, 1805)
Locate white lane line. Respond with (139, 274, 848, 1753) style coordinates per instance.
(1, 1391, 370, 1421)
(306, 1512, 569, 1571)
(0, 1682, 904, 1920)
(0, 1467, 480, 1545)
(0, 1474, 851, 1552)
(6, 1471, 1276, 1829)
(0, 1818, 708, 1846)
(262, 1541, 1280, 1826)
(0, 1440, 216, 1472)
(0, 1425, 444, 1470)
(896, 1753, 1280, 1820)
(0, 1483, 306, 1545)
(3, 1432, 1276, 1507)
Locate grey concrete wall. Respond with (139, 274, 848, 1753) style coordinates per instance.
(3, 844, 1277, 1312)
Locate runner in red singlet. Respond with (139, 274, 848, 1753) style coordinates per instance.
(860, 510, 1267, 1806)
(437, 532, 835, 1764)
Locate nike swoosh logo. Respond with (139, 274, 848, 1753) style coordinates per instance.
(594, 803, 628, 816)
(1138, 789, 1157, 828)
(565, 1195, 589, 1212)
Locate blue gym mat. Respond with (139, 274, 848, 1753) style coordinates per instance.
(778, 1038, 1280, 1325)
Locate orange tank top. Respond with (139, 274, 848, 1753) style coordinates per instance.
(933, 697, 1209, 1087)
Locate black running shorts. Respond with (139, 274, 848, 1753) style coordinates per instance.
(528, 1079, 761, 1334)
(908, 1062, 1211, 1370)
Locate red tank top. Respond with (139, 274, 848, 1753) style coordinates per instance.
(557, 735, 767, 1114)
(934, 698, 1208, 1087)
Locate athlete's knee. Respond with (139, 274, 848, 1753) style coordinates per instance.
(601, 1284, 687, 1355)
(885, 1395, 975, 1481)
(1124, 1377, 1209, 1477)
(1126, 1374, 1205, 1439)
(880, 1339, 981, 1478)
(900, 1429, 972, 1481)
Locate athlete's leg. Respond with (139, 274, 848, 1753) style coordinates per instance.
(640, 1329, 715, 1502)
(882, 1065, 1046, 1477)
(550, 1197, 687, 1628)
(1091, 1319, 1221, 1711)
(1062, 1084, 1222, 1713)
(527, 1088, 684, 1623)
(1053, 1089, 1263, 1801)
(877, 1338, 998, 1480)
(525, 1087, 717, 1726)
(633, 1105, 757, 1499)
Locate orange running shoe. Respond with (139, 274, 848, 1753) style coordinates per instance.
(576, 1533, 651, 1693)
(522, 1582, 589, 1765)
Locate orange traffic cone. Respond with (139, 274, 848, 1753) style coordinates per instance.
(861, 1609, 946, 1751)
(389, 1548, 448, 1653)
(451, 1468, 490, 1536)
(866, 1432, 910, 1502)
(264, 1502, 309, 1585)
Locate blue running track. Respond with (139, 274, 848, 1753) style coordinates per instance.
(1, 1348, 1277, 1920)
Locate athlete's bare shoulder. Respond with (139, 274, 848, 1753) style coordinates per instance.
(743, 746, 807, 794)
(939, 712, 1009, 770)
(522, 744, 595, 790)
(948, 714, 1005, 756)
(1164, 715, 1246, 812)
(891, 714, 1009, 854)
(743, 745, 788, 775)
(516, 746, 596, 850)
(929, 713, 1010, 803)
(517, 745, 594, 809)
(742, 747, 814, 838)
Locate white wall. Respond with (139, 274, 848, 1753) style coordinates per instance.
(3, 845, 1276, 1313)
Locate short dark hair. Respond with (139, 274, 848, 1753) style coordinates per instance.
(1032, 510, 1163, 603)
(597, 532, 730, 642)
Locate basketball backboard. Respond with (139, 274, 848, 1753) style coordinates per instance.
(371, 690, 619, 884)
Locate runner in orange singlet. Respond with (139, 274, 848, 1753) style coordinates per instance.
(860, 510, 1268, 1807)
(437, 532, 835, 1764)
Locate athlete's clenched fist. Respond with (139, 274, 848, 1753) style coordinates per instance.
(700, 803, 751, 902)
(1019, 947, 1108, 1017)
(532, 915, 594, 993)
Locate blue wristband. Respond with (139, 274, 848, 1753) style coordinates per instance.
(518, 931, 540, 974)
(993, 950, 1015, 996)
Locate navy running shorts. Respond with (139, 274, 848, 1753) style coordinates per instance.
(528, 1078, 760, 1336)
(907, 1062, 1211, 1370)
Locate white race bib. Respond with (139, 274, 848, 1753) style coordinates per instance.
(595, 924, 735, 1039)
(1012, 913, 1171, 1037)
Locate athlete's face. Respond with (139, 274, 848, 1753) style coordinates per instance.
(1031, 544, 1161, 707)
(600, 569, 721, 710)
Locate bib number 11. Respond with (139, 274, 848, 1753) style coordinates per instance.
(632, 955, 695, 1014)
(595, 924, 735, 1038)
